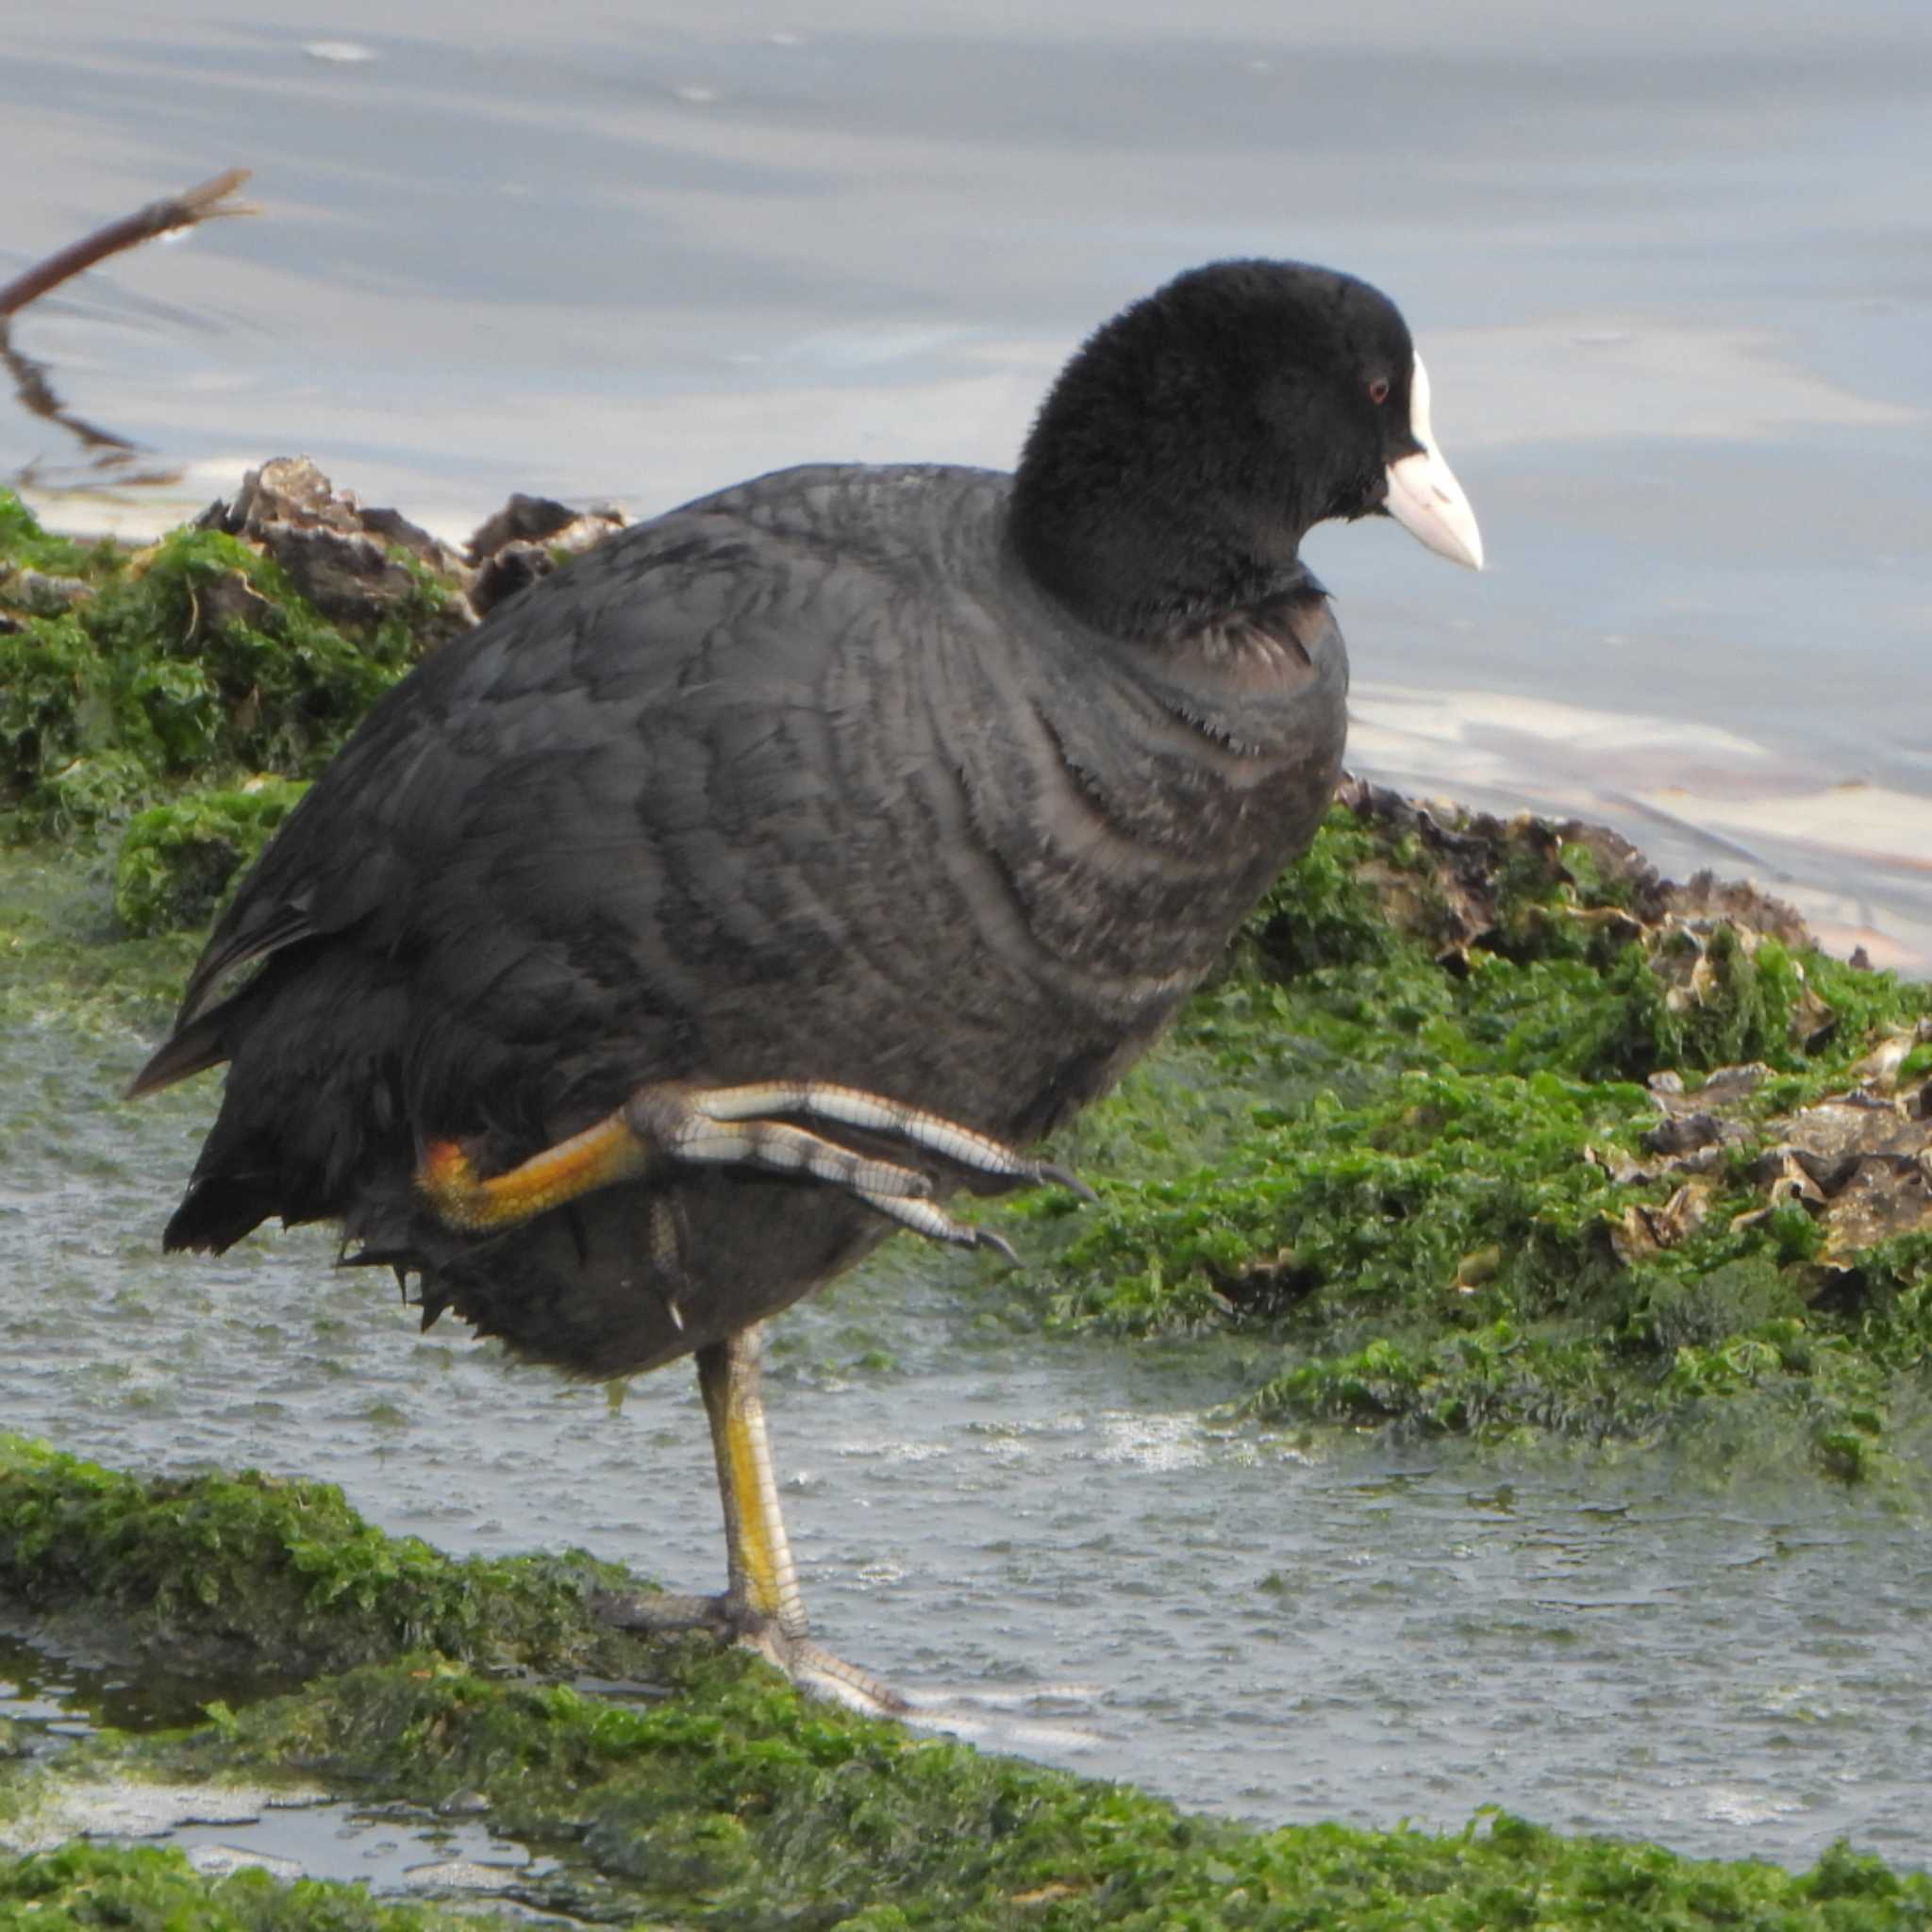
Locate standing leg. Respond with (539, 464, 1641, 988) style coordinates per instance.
(697, 1324, 808, 1641)
(698, 1322, 908, 1710)
(598, 1320, 907, 1715)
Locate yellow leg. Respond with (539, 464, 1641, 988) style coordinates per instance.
(418, 1115, 652, 1232)
(593, 1319, 905, 1712)
(698, 1323, 808, 1640)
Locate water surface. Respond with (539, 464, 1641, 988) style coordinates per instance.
(3, 2, 1928, 957)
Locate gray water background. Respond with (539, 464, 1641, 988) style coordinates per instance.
(4, 0, 1932, 1880)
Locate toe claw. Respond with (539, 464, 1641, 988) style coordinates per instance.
(1036, 1160, 1098, 1204)
(974, 1226, 1022, 1266)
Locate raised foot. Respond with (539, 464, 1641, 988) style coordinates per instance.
(420, 1075, 1094, 1258)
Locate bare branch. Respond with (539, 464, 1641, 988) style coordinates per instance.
(1, 168, 255, 491)
(0, 168, 257, 321)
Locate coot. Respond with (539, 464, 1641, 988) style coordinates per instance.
(132, 259, 1482, 1707)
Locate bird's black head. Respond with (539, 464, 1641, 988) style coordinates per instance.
(1009, 259, 1482, 642)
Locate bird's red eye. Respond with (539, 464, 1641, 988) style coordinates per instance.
(1367, 376, 1391, 406)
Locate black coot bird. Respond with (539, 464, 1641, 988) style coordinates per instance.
(131, 260, 1482, 1707)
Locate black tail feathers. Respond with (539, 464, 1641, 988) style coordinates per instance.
(126, 1008, 230, 1101)
(161, 1173, 281, 1254)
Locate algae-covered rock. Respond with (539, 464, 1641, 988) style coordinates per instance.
(1035, 787, 1932, 1477)
(112, 777, 308, 936)
(0, 472, 632, 858)
(0, 512, 408, 839)
(0, 1433, 657, 1686)
(0, 1846, 506, 1931)
(0, 482, 472, 842)
(1, 1440, 1928, 1928)
(4, 1807, 1921, 1932)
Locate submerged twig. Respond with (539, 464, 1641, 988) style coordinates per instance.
(3, 340, 142, 458)
(0, 168, 257, 322)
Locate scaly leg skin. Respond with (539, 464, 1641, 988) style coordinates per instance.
(595, 1322, 909, 1717)
(417, 1075, 1093, 1256)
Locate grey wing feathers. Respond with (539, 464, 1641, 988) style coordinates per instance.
(125, 496, 774, 1102)
(125, 659, 445, 1098)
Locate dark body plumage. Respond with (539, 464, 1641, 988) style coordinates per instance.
(148, 465, 1344, 1374)
(137, 259, 1474, 1399)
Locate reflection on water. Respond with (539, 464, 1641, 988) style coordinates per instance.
(7, 1017, 1932, 1870)
(0, 1698, 561, 1912)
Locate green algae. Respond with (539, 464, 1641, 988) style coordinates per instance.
(0, 1432, 659, 1687)
(0, 488, 441, 1009)
(113, 779, 308, 938)
(0, 517, 390, 832)
(6, 1448, 1932, 1926)
(4, 1560, 1928, 1924)
(2, 1476, 1926, 1929)
(7, 1822, 1928, 1932)
(0, 491, 451, 929)
(0, 1844, 508, 1932)
(75, 1660, 1930, 1930)
(1030, 799, 1932, 1478)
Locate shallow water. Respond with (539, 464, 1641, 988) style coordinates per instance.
(5, 0, 1932, 1884)
(8, 1015, 1932, 1873)
(3, 0, 1930, 953)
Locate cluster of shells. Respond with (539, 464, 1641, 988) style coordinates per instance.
(0, 565, 92, 628)
(3, 457, 632, 638)
(1599, 1038, 1932, 1274)
(1335, 782, 1932, 1282)
(193, 456, 628, 631)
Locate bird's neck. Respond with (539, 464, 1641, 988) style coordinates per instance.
(1008, 449, 1314, 646)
